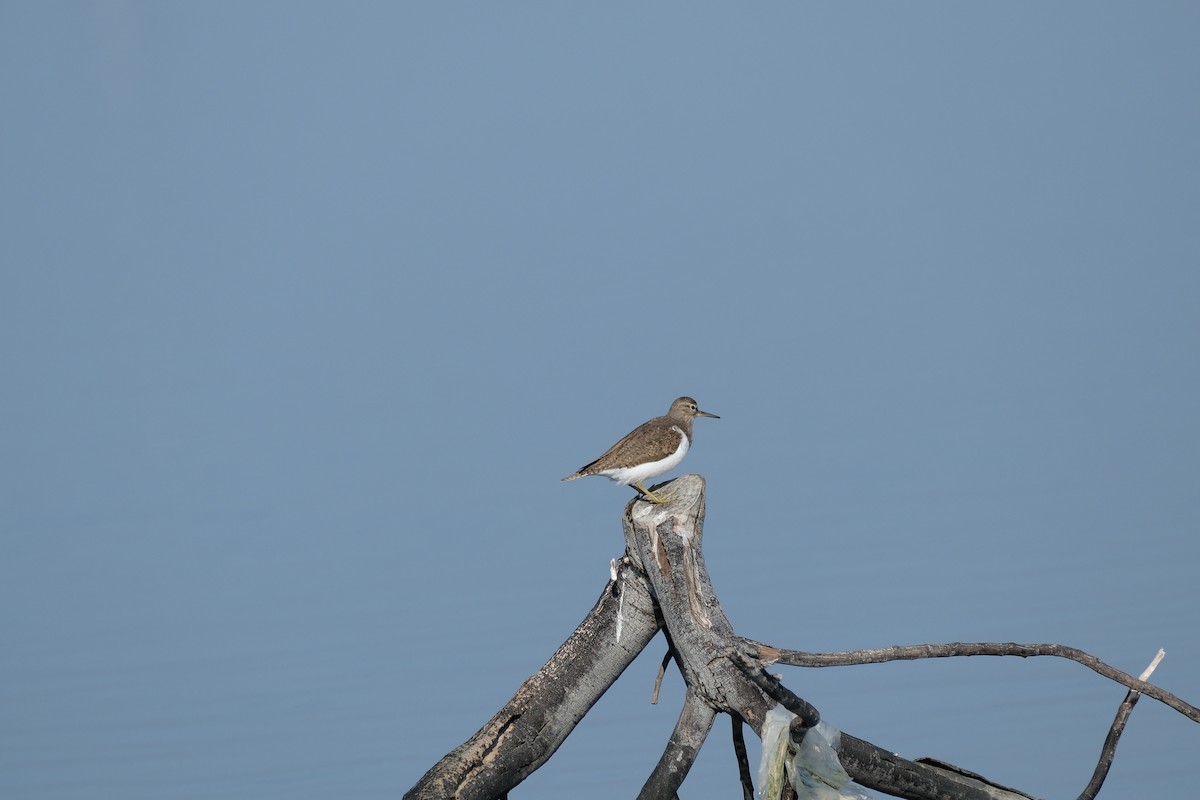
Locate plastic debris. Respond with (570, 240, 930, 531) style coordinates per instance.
(755, 706, 872, 800)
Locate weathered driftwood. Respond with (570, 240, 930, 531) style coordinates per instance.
(405, 475, 1191, 800)
(615, 476, 1033, 800)
(404, 554, 659, 800)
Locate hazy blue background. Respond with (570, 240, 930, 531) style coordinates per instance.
(2, 3, 1197, 799)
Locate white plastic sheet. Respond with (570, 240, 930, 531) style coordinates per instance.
(755, 706, 872, 800)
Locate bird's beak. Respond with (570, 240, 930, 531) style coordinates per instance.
(697, 409, 720, 419)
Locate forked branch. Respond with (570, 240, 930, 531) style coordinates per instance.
(406, 476, 1196, 800)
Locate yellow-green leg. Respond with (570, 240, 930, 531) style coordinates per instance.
(634, 481, 668, 504)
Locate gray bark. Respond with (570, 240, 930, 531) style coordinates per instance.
(406, 475, 1051, 800)
(404, 558, 659, 800)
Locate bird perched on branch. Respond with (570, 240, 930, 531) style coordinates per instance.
(562, 396, 719, 504)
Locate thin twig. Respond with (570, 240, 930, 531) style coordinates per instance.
(652, 649, 672, 704)
(731, 714, 754, 800)
(1077, 649, 1165, 800)
(751, 640, 1199, 724)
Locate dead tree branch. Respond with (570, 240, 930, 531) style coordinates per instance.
(406, 475, 1196, 800)
(731, 715, 754, 800)
(620, 477, 1036, 799)
(752, 641, 1199, 724)
(404, 557, 659, 800)
(1077, 649, 1165, 800)
(638, 689, 717, 800)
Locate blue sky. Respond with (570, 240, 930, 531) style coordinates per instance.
(2, 4, 1198, 799)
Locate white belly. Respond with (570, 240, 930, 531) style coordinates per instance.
(597, 426, 689, 486)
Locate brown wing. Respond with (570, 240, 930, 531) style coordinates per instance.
(569, 417, 681, 476)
